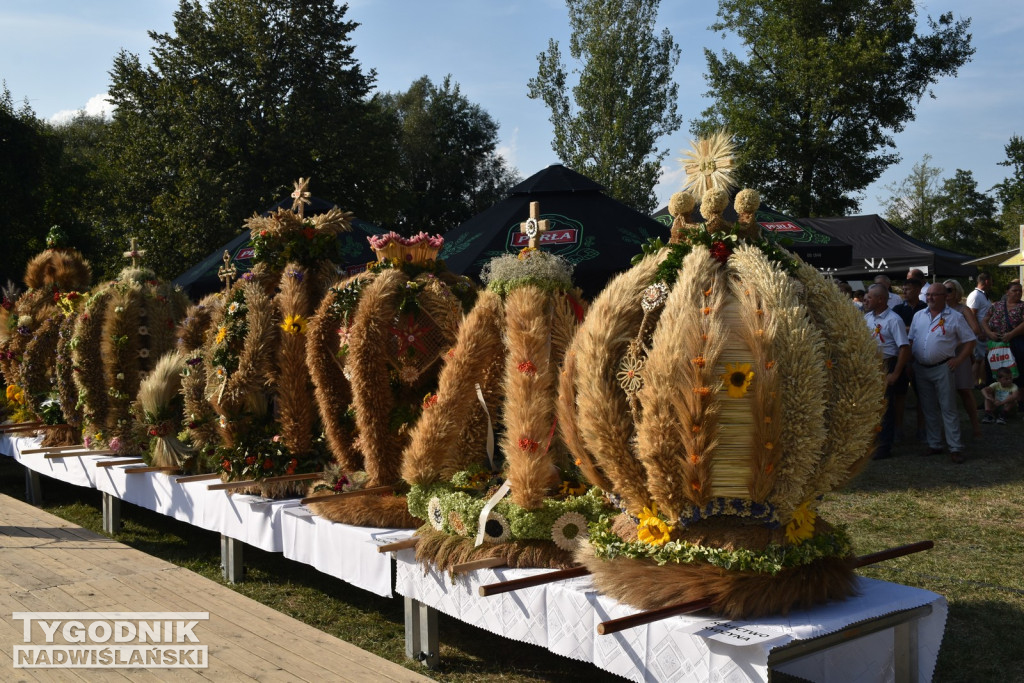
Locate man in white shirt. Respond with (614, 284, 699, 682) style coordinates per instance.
(908, 283, 977, 463)
(967, 272, 993, 387)
(864, 284, 910, 459)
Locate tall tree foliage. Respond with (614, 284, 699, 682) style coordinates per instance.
(103, 0, 399, 280)
(0, 87, 71, 286)
(880, 155, 943, 242)
(934, 169, 1004, 256)
(527, 0, 681, 214)
(379, 76, 519, 234)
(994, 134, 1024, 245)
(695, 0, 974, 217)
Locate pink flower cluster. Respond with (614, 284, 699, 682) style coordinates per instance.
(367, 231, 444, 250)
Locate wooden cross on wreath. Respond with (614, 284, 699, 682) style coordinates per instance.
(123, 237, 147, 268)
(519, 201, 549, 250)
(291, 177, 312, 217)
(217, 250, 237, 297)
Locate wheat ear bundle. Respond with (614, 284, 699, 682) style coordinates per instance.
(274, 263, 316, 455)
(728, 247, 827, 521)
(636, 247, 727, 519)
(569, 254, 664, 515)
(792, 261, 886, 497)
(306, 281, 362, 472)
(72, 290, 111, 441)
(401, 290, 506, 486)
(347, 268, 405, 487)
(137, 351, 190, 469)
(501, 285, 561, 510)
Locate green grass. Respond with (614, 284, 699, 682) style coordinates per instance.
(3, 395, 1023, 681)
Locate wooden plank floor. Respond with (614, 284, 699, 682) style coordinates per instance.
(0, 494, 431, 682)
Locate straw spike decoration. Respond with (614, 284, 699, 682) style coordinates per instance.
(636, 247, 726, 519)
(101, 283, 143, 446)
(556, 350, 613, 492)
(347, 269, 406, 487)
(727, 267, 783, 502)
(401, 290, 507, 486)
(71, 290, 111, 441)
(568, 254, 664, 515)
(178, 295, 221, 452)
(792, 261, 886, 497)
(502, 285, 561, 511)
(53, 315, 83, 444)
(274, 263, 316, 456)
(306, 280, 362, 473)
(214, 281, 278, 417)
(728, 247, 828, 520)
(137, 351, 190, 469)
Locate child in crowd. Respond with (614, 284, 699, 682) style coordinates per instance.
(981, 367, 1020, 424)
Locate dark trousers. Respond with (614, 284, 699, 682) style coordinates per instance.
(875, 356, 899, 459)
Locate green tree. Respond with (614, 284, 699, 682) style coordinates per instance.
(933, 169, 1005, 256)
(527, 0, 682, 214)
(994, 134, 1024, 246)
(879, 155, 943, 242)
(0, 86, 62, 286)
(103, 0, 400, 280)
(379, 76, 519, 234)
(695, 0, 974, 217)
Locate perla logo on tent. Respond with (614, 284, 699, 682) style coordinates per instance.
(507, 213, 583, 252)
(863, 257, 888, 270)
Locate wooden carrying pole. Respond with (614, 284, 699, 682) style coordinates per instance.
(95, 458, 146, 468)
(45, 450, 117, 459)
(377, 537, 420, 553)
(22, 445, 87, 454)
(596, 540, 935, 635)
(207, 471, 319, 491)
(598, 598, 715, 636)
(124, 466, 179, 474)
(174, 473, 222, 484)
(479, 566, 591, 597)
(0, 421, 45, 432)
(299, 485, 395, 506)
(451, 557, 506, 574)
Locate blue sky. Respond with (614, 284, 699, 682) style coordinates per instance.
(1, 0, 1021, 216)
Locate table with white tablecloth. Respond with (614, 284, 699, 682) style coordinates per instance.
(393, 548, 945, 683)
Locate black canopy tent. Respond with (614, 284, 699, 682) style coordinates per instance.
(173, 196, 384, 299)
(798, 215, 977, 280)
(652, 200, 853, 270)
(439, 165, 669, 298)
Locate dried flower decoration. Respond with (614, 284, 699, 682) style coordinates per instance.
(640, 282, 669, 312)
(722, 362, 755, 398)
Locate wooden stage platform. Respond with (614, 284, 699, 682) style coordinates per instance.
(0, 493, 430, 682)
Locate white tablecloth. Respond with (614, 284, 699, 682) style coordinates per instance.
(1, 434, 408, 596)
(393, 549, 946, 683)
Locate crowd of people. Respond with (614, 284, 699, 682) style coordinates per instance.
(848, 269, 1024, 464)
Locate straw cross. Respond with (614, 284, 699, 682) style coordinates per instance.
(123, 237, 146, 268)
(519, 201, 550, 250)
(291, 177, 312, 217)
(217, 250, 237, 297)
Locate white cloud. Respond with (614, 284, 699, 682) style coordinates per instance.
(497, 126, 520, 169)
(49, 93, 116, 125)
